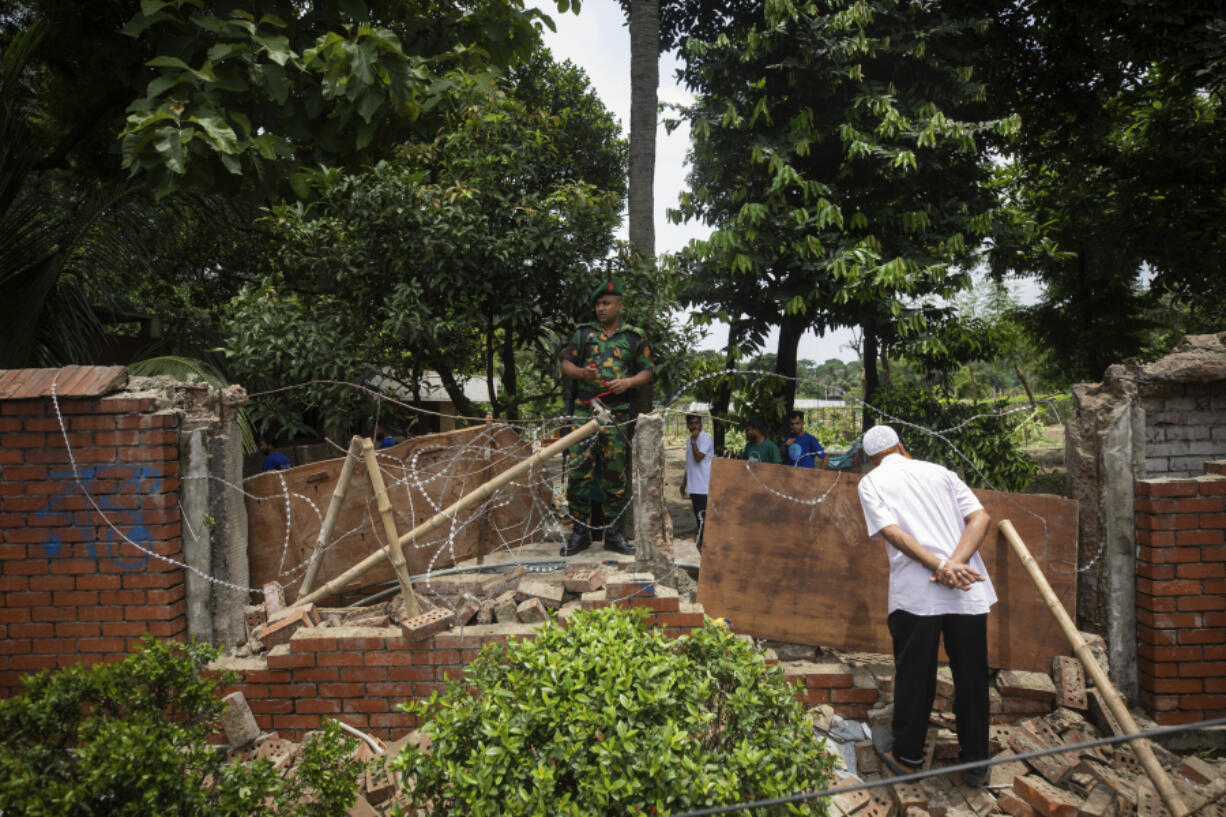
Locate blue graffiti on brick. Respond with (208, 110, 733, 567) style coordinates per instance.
(36, 466, 164, 569)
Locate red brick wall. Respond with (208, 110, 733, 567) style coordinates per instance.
(0, 394, 185, 695)
(1135, 465, 1226, 724)
(217, 597, 878, 743)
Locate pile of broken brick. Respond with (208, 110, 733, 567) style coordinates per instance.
(827, 643, 1224, 817)
(218, 688, 425, 817)
(237, 565, 659, 655)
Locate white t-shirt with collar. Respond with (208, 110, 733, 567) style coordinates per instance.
(857, 453, 997, 616)
(685, 430, 715, 495)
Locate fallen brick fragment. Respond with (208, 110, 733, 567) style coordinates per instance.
(1008, 728, 1073, 786)
(263, 581, 286, 615)
(936, 666, 955, 698)
(919, 777, 957, 817)
(1178, 755, 1218, 785)
(563, 567, 605, 593)
(862, 792, 899, 817)
(934, 728, 960, 761)
(1077, 632, 1110, 676)
(1086, 690, 1124, 738)
(1078, 784, 1118, 817)
(476, 598, 496, 624)
(604, 571, 655, 600)
(998, 670, 1057, 703)
(856, 739, 881, 775)
(220, 691, 261, 748)
(1014, 775, 1081, 817)
(245, 604, 266, 639)
(517, 578, 565, 609)
(905, 808, 932, 817)
(988, 751, 1030, 790)
(365, 759, 396, 805)
(999, 792, 1038, 817)
(517, 597, 549, 623)
(959, 788, 997, 817)
(1052, 657, 1088, 710)
(892, 781, 927, 810)
(493, 590, 520, 623)
(480, 566, 525, 597)
(832, 773, 871, 816)
(453, 597, 480, 627)
(253, 603, 320, 650)
(400, 608, 453, 642)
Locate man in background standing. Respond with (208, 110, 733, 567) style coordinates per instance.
(680, 413, 714, 550)
(740, 417, 781, 464)
(856, 424, 995, 788)
(781, 409, 828, 469)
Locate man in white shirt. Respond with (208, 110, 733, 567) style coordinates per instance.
(680, 413, 715, 550)
(856, 424, 995, 787)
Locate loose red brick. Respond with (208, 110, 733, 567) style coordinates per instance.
(400, 608, 453, 643)
(1013, 775, 1079, 817)
(1051, 656, 1087, 709)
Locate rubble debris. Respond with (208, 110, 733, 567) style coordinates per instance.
(220, 691, 262, 748)
(400, 608, 452, 642)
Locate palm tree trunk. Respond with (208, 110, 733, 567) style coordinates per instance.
(628, 0, 659, 261)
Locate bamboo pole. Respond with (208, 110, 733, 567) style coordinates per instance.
(297, 435, 363, 601)
(296, 415, 604, 608)
(998, 519, 1189, 817)
(361, 437, 421, 617)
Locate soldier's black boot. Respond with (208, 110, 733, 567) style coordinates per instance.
(602, 526, 634, 555)
(560, 524, 591, 557)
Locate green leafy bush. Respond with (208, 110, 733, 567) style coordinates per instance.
(394, 606, 836, 817)
(869, 385, 1040, 491)
(0, 637, 363, 817)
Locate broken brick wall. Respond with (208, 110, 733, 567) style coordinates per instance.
(215, 595, 891, 744)
(1067, 331, 1226, 701)
(0, 373, 186, 696)
(1135, 464, 1226, 725)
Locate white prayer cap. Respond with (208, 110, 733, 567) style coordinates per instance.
(863, 424, 900, 456)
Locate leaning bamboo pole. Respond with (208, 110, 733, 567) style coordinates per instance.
(296, 414, 605, 608)
(998, 520, 1189, 817)
(296, 435, 363, 601)
(361, 437, 421, 617)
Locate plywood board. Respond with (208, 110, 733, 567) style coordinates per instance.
(697, 458, 1079, 672)
(245, 425, 547, 597)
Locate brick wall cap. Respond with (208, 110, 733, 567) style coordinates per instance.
(441, 622, 540, 640)
(210, 655, 268, 672)
(292, 625, 397, 641)
(780, 659, 852, 674)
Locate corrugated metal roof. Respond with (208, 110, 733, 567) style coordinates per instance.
(0, 366, 128, 400)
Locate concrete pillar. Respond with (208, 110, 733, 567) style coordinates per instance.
(632, 412, 671, 560)
(181, 427, 212, 643)
(211, 386, 249, 646)
(1100, 399, 1143, 700)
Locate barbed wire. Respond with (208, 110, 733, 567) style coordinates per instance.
(45, 365, 1090, 610)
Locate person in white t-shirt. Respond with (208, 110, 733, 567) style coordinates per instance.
(856, 424, 995, 787)
(680, 413, 715, 550)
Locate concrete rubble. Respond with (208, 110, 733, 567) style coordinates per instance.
(219, 566, 1224, 816)
(812, 640, 1226, 817)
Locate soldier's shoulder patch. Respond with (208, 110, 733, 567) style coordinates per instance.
(619, 323, 646, 337)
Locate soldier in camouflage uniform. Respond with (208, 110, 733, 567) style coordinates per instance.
(559, 272, 653, 556)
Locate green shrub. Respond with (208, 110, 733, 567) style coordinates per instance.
(394, 606, 836, 817)
(0, 637, 363, 817)
(869, 384, 1040, 491)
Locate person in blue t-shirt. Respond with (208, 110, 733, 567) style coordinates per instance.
(259, 438, 291, 472)
(781, 410, 827, 469)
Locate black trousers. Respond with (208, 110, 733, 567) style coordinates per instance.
(690, 493, 707, 549)
(887, 609, 989, 767)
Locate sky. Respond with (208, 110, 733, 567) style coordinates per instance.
(526, 0, 862, 364)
